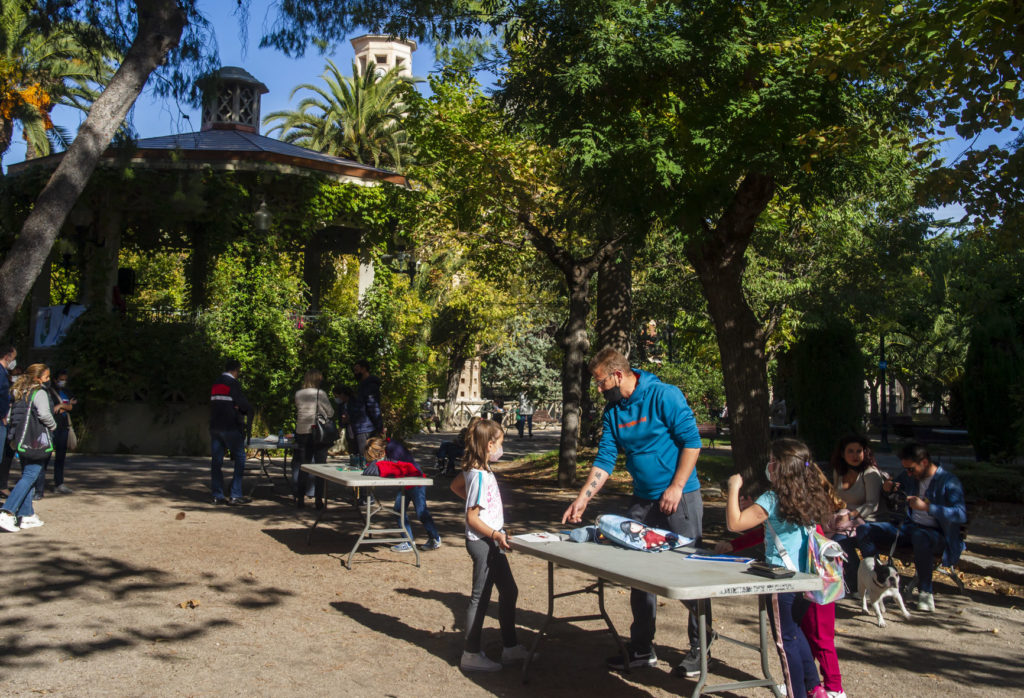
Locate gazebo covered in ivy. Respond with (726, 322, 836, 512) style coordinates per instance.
(8, 66, 406, 323)
(3, 67, 412, 453)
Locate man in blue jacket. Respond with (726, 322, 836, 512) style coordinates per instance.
(563, 347, 708, 677)
(857, 441, 966, 612)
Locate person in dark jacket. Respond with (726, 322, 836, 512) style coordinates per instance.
(209, 359, 252, 505)
(348, 360, 383, 466)
(36, 368, 77, 497)
(857, 441, 966, 613)
(0, 344, 15, 497)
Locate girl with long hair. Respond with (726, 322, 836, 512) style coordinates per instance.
(726, 438, 837, 698)
(1, 364, 61, 532)
(829, 434, 885, 589)
(449, 418, 528, 672)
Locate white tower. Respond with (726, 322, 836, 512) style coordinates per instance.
(350, 35, 417, 78)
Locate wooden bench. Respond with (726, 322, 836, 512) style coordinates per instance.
(532, 408, 557, 429)
(697, 422, 719, 448)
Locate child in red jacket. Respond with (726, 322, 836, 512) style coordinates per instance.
(363, 437, 442, 552)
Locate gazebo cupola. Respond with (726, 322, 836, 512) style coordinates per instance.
(201, 66, 268, 133)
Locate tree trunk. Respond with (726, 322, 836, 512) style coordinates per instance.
(685, 173, 776, 491)
(0, 0, 186, 337)
(596, 248, 632, 356)
(556, 263, 591, 486)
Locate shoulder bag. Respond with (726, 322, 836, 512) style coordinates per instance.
(311, 388, 340, 447)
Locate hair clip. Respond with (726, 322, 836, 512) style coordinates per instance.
(804, 460, 811, 467)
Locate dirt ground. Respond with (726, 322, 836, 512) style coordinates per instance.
(1, 431, 1022, 697)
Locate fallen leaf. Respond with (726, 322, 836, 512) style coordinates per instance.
(175, 512, 186, 520)
(178, 599, 200, 609)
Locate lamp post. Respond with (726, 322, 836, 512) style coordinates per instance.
(879, 334, 889, 450)
(254, 201, 271, 232)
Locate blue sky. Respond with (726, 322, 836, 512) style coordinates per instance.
(4, 0, 438, 165)
(3, 0, 1016, 223)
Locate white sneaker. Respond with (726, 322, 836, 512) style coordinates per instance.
(460, 651, 502, 672)
(827, 691, 848, 698)
(501, 644, 535, 663)
(916, 592, 935, 612)
(19, 514, 44, 529)
(0, 511, 20, 532)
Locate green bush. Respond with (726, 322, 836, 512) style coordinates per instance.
(952, 460, 1024, 503)
(644, 360, 726, 425)
(963, 310, 1024, 461)
(789, 319, 864, 460)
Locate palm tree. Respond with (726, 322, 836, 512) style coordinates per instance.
(263, 59, 419, 170)
(0, 0, 115, 169)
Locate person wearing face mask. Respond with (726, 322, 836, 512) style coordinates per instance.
(562, 347, 707, 678)
(35, 368, 77, 497)
(1, 363, 59, 532)
(349, 360, 384, 466)
(0, 344, 16, 497)
(450, 418, 529, 671)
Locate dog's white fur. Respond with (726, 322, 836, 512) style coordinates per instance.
(858, 557, 911, 627)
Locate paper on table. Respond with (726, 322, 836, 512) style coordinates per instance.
(512, 532, 561, 543)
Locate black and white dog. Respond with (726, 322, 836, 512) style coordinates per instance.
(858, 556, 911, 627)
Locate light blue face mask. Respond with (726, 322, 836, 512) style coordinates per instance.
(765, 463, 773, 482)
(7, 359, 15, 371)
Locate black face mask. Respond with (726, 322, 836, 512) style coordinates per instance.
(601, 385, 623, 403)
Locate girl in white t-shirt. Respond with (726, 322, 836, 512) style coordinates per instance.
(450, 418, 529, 672)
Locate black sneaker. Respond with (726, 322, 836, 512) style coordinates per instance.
(673, 646, 708, 678)
(211, 496, 228, 505)
(606, 646, 657, 671)
(227, 496, 251, 505)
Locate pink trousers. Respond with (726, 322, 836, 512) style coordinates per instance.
(799, 601, 843, 693)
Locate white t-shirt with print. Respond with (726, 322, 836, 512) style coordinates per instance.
(463, 468, 505, 541)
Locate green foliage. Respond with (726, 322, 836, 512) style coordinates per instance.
(789, 319, 865, 460)
(53, 310, 222, 422)
(263, 60, 419, 170)
(0, 0, 118, 165)
(481, 318, 562, 400)
(642, 360, 726, 426)
(963, 310, 1024, 461)
(199, 244, 306, 430)
(953, 461, 1024, 504)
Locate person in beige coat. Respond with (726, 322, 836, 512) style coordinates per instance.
(292, 369, 334, 508)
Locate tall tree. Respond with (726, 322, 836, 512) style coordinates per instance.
(263, 60, 418, 170)
(496, 0, 918, 481)
(406, 66, 624, 483)
(0, 0, 116, 168)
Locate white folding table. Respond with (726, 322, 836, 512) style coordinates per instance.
(245, 436, 296, 495)
(509, 535, 822, 697)
(301, 463, 433, 569)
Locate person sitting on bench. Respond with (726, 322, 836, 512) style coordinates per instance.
(856, 441, 966, 612)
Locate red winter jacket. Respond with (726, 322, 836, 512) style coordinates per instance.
(363, 459, 427, 489)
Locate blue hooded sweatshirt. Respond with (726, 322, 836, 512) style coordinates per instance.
(592, 369, 702, 500)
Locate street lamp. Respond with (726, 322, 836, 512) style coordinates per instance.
(254, 201, 271, 232)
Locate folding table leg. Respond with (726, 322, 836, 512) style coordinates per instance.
(690, 598, 709, 698)
(759, 595, 784, 698)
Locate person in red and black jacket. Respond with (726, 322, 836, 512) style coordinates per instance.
(363, 436, 442, 552)
(209, 358, 252, 505)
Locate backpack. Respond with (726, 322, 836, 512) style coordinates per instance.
(765, 520, 847, 604)
(10, 389, 54, 460)
(596, 514, 692, 552)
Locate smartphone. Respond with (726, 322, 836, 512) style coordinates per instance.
(745, 561, 795, 579)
